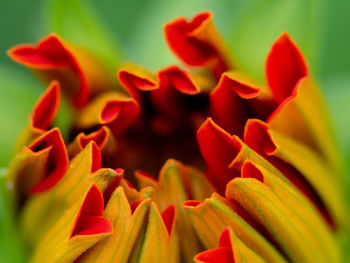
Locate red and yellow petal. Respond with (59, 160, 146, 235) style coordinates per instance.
(30, 184, 113, 263)
(8, 34, 114, 108)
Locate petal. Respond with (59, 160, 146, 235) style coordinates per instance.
(30, 184, 112, 263)
(8, 34, 114, 108)
(240, 161, 340, 262)
(135, 159, 214, 262)
(79, 187, 151, 263)
(19, 142, 116, 246)
(265, 32, 307, 104)
(68, 126, 117, 159)
(226, 176, 335, 263)
(267, 77, 341, 171)
(210, 71, 276, 136)
(118, 63, 157, 103)
(244, 119, 347, 227)
(74, 91, 139, 137)
(7, 128, 68, 200)
(195, 227, 267, 263)
(137, 203, 179, 263)
(183, 194, 286, 263)
(30, 80, 60, 132)
(164, 11, 233, 78)
(196, 118, 242, 193)
(195, 247, 234, 263)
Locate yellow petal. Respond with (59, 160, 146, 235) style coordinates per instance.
(135, 159, 214, 262)
(268, 77, 341, 171)
(184, 193, 286, 263)
(80, 187, 151, 263)
(20, 142, 116, 247)
(137, 203, 179, 263)
(226, 177, 338, 263)
(30, 184, 113, 263)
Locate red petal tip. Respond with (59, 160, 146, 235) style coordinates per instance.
(265, 32, 308, 103)
(161, 205, 176, 235)
(31, 81, 61, 131)
(244, 119, 277, 155)
(157, 65, 200, 95)
(29, 128, 69, 194)
(71, 185, 112, 237)
(241, 161, 264, 183)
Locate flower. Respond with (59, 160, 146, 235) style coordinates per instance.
(5, 10, 348, 263)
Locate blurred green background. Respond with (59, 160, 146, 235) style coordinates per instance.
(0, 0, 349, 262)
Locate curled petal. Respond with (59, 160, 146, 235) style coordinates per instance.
(30, 81, 60, 132)
(14, 81, 61, 151)
(195, 247, 233, 263)
(74, 92, 139, 137)
(7, 128, 68, 200)
(118, 64, 157, 103)
(267, 77, 341, 171)
(8, 34, 113, 107)
(71, 185, 111, 237)
(196, 118, 242, 193)
(210, 71, 276, 136)
(68, 126, 117, 159)
(164, 11, 232, 78)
